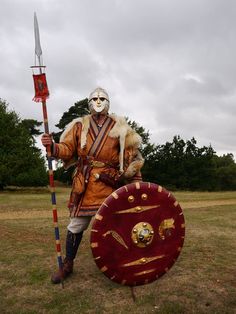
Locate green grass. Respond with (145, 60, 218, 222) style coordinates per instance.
(0, 188, 236, 313)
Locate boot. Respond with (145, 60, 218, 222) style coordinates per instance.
(51, 257, 74, 284)
(51, 230, 83, 284)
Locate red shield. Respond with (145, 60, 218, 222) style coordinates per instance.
(90, 182, 185, 286)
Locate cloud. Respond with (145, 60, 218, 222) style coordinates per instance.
(0, 0, 236, 158)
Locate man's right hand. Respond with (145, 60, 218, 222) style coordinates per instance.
(41, 133, 53, 147)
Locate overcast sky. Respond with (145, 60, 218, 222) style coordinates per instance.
(1, 0, 236, 158)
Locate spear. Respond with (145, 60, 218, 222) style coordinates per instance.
(31, 12, 64, 287)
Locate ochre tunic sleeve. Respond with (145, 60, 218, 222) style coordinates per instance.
(54, 122, 82, 167)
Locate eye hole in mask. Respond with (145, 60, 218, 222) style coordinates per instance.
(92, 97, 106, 102)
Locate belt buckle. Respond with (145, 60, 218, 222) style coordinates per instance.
(91, 160, 105, 168)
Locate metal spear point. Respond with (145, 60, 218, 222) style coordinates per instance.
(34, 12, 42, 67)
(32, 12, 64, 287)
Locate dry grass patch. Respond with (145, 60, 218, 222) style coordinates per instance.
(0, 188, 235, 313)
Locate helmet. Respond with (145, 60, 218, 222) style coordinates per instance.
(88, 87, 110, 114)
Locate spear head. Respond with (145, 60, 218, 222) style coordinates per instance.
(34, 12, 43, 66)
(32, 12, 49, 102)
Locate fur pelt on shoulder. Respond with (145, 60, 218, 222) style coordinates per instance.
(60, 114, 142, 171)
(60, 115, 90, 148)
(109, 114, 142, 171)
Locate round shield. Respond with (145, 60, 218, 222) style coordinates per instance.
(90, 182, 185, 286)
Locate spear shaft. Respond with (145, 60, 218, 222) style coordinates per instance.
(32, 12, 64, 286)
(42, 100, 63, 267)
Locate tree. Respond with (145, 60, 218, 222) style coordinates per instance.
(21, 118, 43, 138)
(151, 136, 217, 190)
(0, 99, 47, 188)
(213, 154, 236, 190)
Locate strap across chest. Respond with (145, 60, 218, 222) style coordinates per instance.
(88, 116, 115, 158)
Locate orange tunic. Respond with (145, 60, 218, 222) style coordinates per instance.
(53, 114, 143, 217)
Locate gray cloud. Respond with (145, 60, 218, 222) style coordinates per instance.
(0, 0, 236, 158)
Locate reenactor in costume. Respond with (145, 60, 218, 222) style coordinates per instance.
(41, 87, 144, 283)
(36, 13, 185, 288)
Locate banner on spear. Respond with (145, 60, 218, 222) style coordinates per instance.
(32, 73, 50, 103)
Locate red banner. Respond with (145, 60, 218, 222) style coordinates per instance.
(32, 73, 49, 102)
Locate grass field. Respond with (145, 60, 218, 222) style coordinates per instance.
(0, 187, 235, 314)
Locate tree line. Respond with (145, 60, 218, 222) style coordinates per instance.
(1, 98, 236, 191)
(0, 99, 47, 189)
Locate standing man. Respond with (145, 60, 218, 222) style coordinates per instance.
(41, 87, 144, 283)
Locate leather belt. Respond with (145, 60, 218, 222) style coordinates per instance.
(90, 160, 106, 168)
(82, 157, 119, 169)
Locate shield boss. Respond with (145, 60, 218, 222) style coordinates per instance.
(90, 182, 185, 286)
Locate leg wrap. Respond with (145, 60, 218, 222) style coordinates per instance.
(66, 230, 83, 260)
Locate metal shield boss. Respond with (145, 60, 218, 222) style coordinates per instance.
(90, 182, 185, 286)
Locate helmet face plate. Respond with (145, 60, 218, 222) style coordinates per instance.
(90, 182, 185, 286)
(88, 87, 110, 114)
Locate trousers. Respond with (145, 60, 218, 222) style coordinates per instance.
(67, 216, 92, 234)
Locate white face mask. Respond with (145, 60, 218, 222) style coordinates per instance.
(88, 88, 110, 114)
(89, 96, 108, 113)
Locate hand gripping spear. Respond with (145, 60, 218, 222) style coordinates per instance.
(31, 12, 64, 287)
